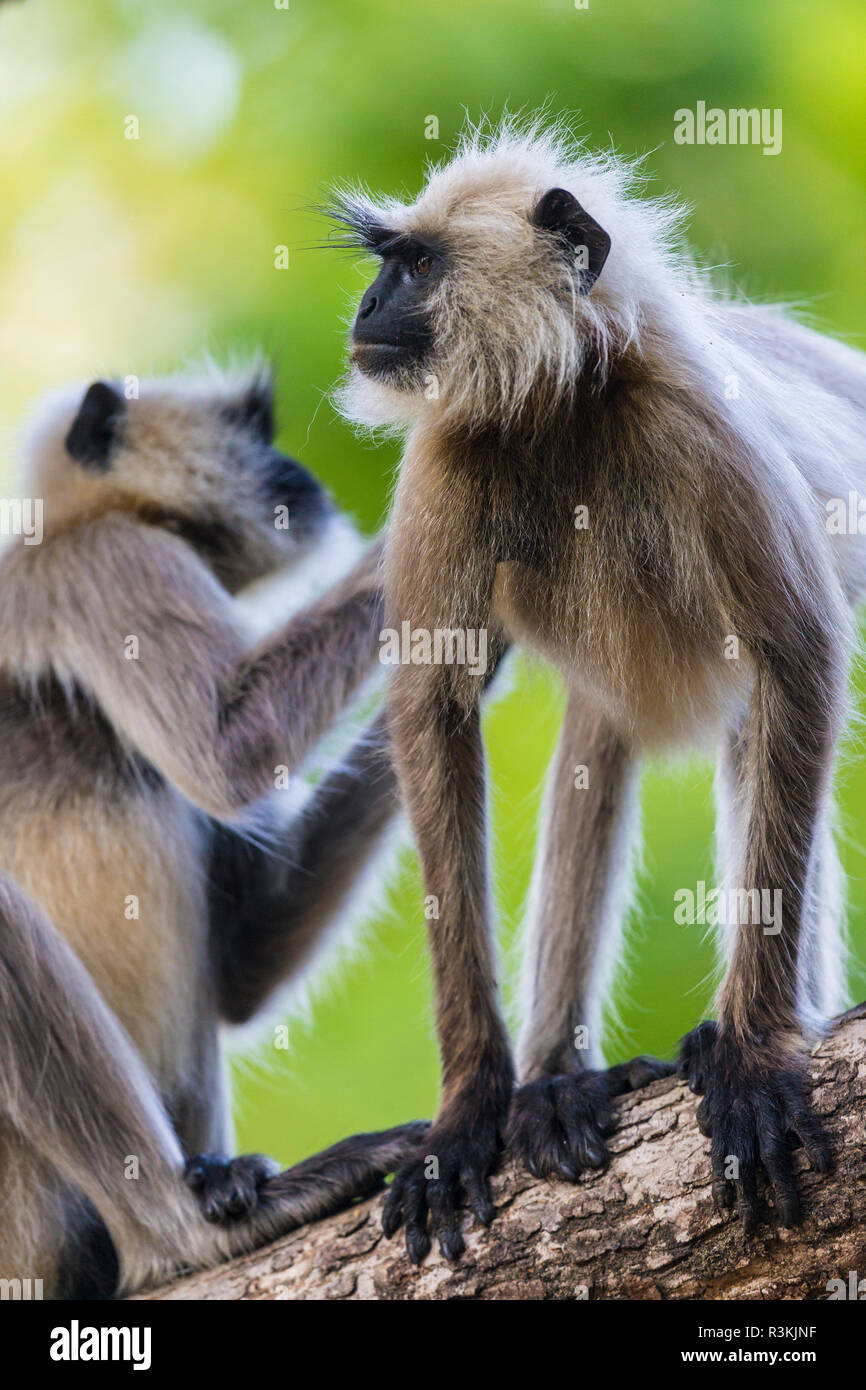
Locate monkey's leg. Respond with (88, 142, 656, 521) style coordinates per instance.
(509, 701, 671, 1182)
(0, 874, 426, 1295)
(192, 1121, 430, 1233)
(381, 665, 515, 1265)
(0, 873, 228, 1295)
(0, 1123, 84, 1297)
(678, 640, 842, 1233)
(799, 810, 848, 1024)
(212, 711, 399, 1024)
(705, 723, 847, 1026)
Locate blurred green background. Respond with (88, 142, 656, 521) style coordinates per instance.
(1, 0, 865, 1165)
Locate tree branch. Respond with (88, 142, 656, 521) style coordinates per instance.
(137, 1005, 866, 1301)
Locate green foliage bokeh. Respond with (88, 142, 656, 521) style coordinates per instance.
(1, 0, 865, 1163)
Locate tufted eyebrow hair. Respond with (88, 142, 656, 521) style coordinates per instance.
(318, 197, 446, 262)
(318, 199, 396, 253)
(374, 230, 447, 261)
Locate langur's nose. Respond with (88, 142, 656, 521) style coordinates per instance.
(358, 291, 378, 320)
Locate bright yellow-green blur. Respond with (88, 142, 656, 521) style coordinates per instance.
(1, 0, 864, 1164)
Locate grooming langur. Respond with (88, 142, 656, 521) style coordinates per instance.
(330, 121, 858, 1259)
(0, 369, 421, 1298)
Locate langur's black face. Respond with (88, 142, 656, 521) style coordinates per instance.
(220, 381, 334, 551)
(62, 376, 334, 591)
(350, 232, 444, 383)
(342, 186, 612, 409)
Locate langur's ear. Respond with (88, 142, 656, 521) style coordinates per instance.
(65, 381, 126, 470)
(531, 187, 611, 291)
(224, 374, 275, 443)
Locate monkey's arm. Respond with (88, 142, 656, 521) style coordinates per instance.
(42, 519, 385, 818)
(210, 711, 399, 1024)
(373, 466, 515, 1262)
(383, 655, 514, 1264)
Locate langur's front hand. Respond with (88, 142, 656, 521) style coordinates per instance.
(382, 1064, 512, 1263)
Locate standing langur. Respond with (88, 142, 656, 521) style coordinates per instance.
(328, 119, 860, 1261)
(0, 367, 424, 1298)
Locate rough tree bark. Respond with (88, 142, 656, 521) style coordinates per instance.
(139, 1006, 866, 1301)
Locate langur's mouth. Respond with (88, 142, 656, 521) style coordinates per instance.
(351, 341, 405, 361)
(351, 341, 414, 379)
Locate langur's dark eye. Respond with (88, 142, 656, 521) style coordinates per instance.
(411, 253, 432, 278)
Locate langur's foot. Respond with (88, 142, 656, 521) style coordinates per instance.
(184, 1152, 278, 1224)
(508, 1072, 613, 1180)
(218, 1122, 431, 1246)
(508, 1054, 674, 1182)
(606, 1053, 676, 1093)
(677, 1019, 719, 1094)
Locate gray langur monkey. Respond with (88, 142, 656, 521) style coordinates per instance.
(327, 117, 860, 1261)
(0, 366, 424, 1298)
